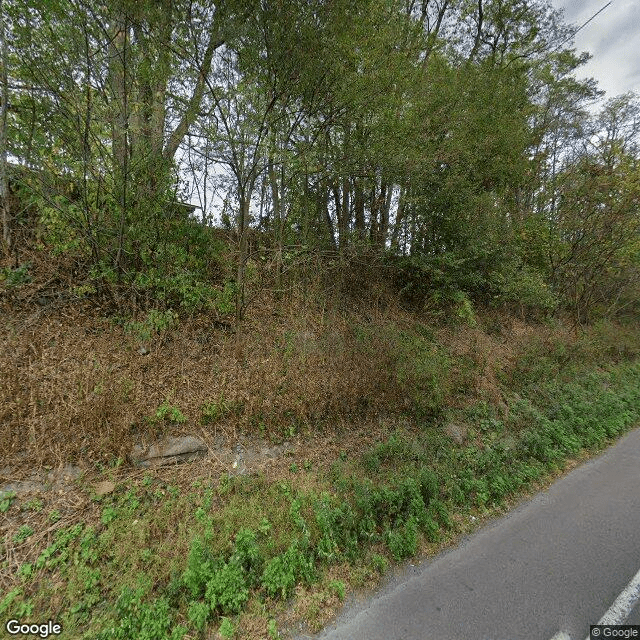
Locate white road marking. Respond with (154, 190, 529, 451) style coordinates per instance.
(583, 566, 640, 640)
(549, 567, 640, 640)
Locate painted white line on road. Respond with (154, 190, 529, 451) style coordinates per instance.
(582, 566, 640, 640)
(596, 566, 640, 625)
(549, 567, 640, 640)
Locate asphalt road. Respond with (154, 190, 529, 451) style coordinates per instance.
(297, 427, 640, 640)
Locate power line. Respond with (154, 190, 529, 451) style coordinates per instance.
(550, 1, 614, 54)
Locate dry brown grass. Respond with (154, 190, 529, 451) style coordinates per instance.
(3, 244, 625, 480)
(0, 270, 416, 475)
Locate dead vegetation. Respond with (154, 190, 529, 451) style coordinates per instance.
(3, 243, 635, 478)
(0, 247, 434, 474)
(4, 243, 640, 639)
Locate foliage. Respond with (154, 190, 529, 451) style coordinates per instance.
(152, 402, 187, 425)
(205, 559, 249, 615)
(261, 541, 314, 600)
(3, 0, 637, 320)
(219, 618, 235, 639)
(0, 263, 31, 287)
(96, 588, 187, 640)
(4, 0, 640, 635)
(13, 525, 34, 544)
(201, 396, 232, 425)
(4, 354, 640, 637)
(491, 263, 558, 315)
(386, 516, 419, 561)
(125, 309, 178, 344)
(0, 491, 16, 513)
(394, 331, 451, 418)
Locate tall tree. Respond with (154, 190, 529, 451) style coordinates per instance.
(0, 0, 9, 254)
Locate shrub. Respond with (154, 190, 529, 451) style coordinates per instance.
(187, 600, 209, 631)
(231, 528, 263, 585)
(386, 516, 418, 560)
(327, 580, 346, 601)
(370, 553, 388, 574)
(183, 537, 216, 598)
(0, 263, 32, 288)
(205, 560, 248, 615)
(97, 588, 187, 640)
(219, 618, 235, 639)
(152, 401, 187, 425)
(124, 309, 177, 344)
(491, 263, 557, 314)
(261, 541, 314, 600)
(394, 332, 451, 418)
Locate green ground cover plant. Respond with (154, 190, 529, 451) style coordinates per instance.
(4, 352, 640, 639)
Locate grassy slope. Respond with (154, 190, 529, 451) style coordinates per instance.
(2, 268, 640, 638)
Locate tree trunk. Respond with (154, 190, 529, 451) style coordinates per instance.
(268, 155, 285, 294)
(380, 181, 392, 248)
(108, 12, 129, 277)
(354, 178, 365, 242)
(236, 188, 251, 325)
(369, 183, 379, 246)
(390, 185, 406, 252)
(332, 182, 345, 250)
(0, 0, 10, 255)
(341, 177, 351, 248)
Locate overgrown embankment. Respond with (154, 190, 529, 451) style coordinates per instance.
(3, 269, 640, 639)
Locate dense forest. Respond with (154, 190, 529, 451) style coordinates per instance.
(1, 0, 638, 326)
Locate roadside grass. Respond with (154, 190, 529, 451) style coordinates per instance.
(4, 226, 640, 638)
(3, 349, 640, 639)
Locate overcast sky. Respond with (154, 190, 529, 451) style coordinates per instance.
(553, 0, 640, 101)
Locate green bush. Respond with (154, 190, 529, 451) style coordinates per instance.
(231, 528, 263, 585)
(394, 332, 451, 418)
(152, 401, 187, 425)
(386, 516, 418, 560)
(219, 617, 235, 639)
(205, 559, 248, 615)
(370, 553, 388, 574)
(125, 309, 177, 344)
(0, 263, 32, 288)
(187, 600, 209, 631)
(261, 541, 314, 600)
(491, 263, 557, 314)
(97, 588, 186, 640)
(362, 432, 421, 472)
(327, 580, 346, 601)
(183, 537, 216, 598)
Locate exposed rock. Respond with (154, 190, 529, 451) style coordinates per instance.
(444, 422, 468, 445)
(132, 435, 208, 467)
(47, 464, 83, 486)
(94, 480, 116, 496)
(0, 479, 47, 497)
(0, 465, 83, 499)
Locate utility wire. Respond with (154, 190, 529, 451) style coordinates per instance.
(503, 1, 614, 69)
(550, 1, 614, 54)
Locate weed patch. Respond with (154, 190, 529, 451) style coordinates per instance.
(3, 312, 640, 639)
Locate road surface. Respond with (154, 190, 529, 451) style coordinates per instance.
(296, 427, 640, 640)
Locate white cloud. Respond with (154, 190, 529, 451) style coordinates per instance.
(553, 0, 640, 99)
